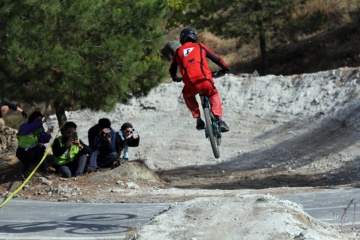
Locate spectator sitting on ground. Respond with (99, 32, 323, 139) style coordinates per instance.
(115, 122, 140, 163)
(52, 121, 92, 178)
(16, 111, 52, 179)
(88, 118, 118, 171)
(0, 99, 27, 119)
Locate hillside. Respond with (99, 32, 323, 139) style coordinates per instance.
(2, 66, 360, 239)
(239, 22, 360, 75)
(1, 2, 360, 239)
(164, 22, 360, 76)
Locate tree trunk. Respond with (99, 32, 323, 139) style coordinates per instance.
(54, 100, 67, 128)
(259, 33, 267, 76)
(254, 2, 267, 76)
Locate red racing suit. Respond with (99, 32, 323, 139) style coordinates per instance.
(169, 42, 229, 118)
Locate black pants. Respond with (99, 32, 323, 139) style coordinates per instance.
(16, 146, 48, 172)
(89, 150, 119, 171)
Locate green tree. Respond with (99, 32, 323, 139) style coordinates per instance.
(168, 0, 325, 75)
(0, 0, 167, 125)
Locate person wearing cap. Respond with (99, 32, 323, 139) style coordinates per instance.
(16, 111, 53, 179)
(115, 122, 140, 163)
(87, 118, 118, 171)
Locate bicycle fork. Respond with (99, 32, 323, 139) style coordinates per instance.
(200, 95, 221, 139)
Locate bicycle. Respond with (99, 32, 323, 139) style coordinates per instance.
(200, 70, 225, 158)
(200, 93, 221, 158)
(174, 70, 226, 158)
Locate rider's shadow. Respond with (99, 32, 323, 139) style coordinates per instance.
(0, 213, 138, 235)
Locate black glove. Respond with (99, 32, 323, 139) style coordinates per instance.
(21, 111, 28, 119)
(222, 67, 230, 73)
(172, 75, 182, 82)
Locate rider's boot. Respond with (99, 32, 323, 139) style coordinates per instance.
(196, 117, 205, 130)
(217, 117, 229, 132)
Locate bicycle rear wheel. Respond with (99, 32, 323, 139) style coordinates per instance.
(203, 107, 220, 158)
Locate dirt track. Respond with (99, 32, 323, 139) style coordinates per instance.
(2, 67, 360, 204)
(2, 67, 360, 239)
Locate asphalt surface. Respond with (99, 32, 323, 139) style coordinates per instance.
(0, 188, 359, 239)
(280, 188, 360, 229)
(0, 200, 170, 240)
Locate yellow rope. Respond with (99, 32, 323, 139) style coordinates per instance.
(0, 120, 67, 208)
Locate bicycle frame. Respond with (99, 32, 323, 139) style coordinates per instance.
(200, 94, 221, 143)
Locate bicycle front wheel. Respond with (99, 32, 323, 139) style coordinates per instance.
(204, 107, 220, 158)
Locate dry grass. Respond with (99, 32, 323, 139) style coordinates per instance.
(333, 198, 357, 233)
(161, 0, 360, 75)
(300, 0, 360, 18)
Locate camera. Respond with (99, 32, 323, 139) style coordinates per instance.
(105, 132, 111, 139)
(71, 132, 78, 140)
(46, 120, 54, 130)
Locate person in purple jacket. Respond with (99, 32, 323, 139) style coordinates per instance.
(16, 111, 53, 179)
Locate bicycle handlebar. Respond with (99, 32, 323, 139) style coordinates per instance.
(211, 69, 226, 78)
(173, 69, 227, 82)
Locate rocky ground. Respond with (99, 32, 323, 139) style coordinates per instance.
(2, 67, 360, 239)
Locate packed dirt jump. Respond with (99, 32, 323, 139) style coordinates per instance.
(2, 66, 360, 239)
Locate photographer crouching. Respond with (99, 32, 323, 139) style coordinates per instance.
(88, 118, 118, 172)
(115, 122, 140, 163)
(52, 122, 91, 178)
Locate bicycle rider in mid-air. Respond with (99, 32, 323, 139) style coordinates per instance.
(169, 28, 230, 132)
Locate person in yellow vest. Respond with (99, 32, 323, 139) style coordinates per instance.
(52, 121, 91, 178)
(16, 111, 53, 179)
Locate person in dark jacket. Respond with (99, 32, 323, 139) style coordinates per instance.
(52, 122, 92, 178)
(87, 118, 118, 171)
(0, 99, 27, 119)
(115, 122, 140, 162)
(169, 28, 230, 132)
(16, 111, 52, 179)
